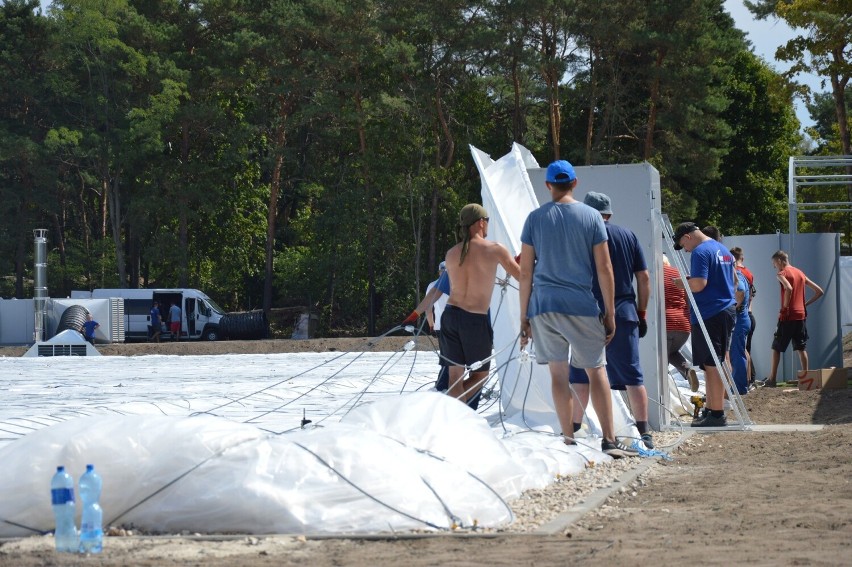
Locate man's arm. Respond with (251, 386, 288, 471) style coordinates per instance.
(804, 277, 824, 307)
(414, 286, 444, 318)
(635, 269, 650, 312)
(518, 244, 535, 347)
(593, 241, 616, 343)
(686, 277, 708, 293)
(777, 273, 792, 308)
(635, 269, 650, 337)
(498, 244, 521, 281)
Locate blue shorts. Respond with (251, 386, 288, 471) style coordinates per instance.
(569, 319, 643, 389)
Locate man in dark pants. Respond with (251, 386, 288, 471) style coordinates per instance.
(569, 192, 652, 448)
(673, 222, 736, 427)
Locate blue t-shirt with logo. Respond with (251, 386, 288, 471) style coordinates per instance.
(689, 240, 736, 322)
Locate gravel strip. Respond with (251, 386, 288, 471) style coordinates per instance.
(495, 431, 686, 533)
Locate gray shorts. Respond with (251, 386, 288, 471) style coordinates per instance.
(529, 312, 607, 369)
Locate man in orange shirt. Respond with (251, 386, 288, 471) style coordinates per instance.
(761, 250, 823, 387)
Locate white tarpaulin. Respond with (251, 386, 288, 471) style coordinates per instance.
(0, 352, 607, 536)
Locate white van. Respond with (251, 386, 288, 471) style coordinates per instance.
(70, 288, 225, 341)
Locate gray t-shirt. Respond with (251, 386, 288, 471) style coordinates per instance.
(520, 201, 607, 318)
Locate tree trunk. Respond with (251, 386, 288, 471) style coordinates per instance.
(51, 213, 69, 296)
(107, 175, 127, 287)
(644, 48, 667, 160)
(512, 52, 524, 143)
(435, 82, 455, 169)
(265, 125, 285, 315)
(829, 64, 851, 253)
(829, 53, 851, 159)
(179, 123, 190, 288)
(540, 23, 561, 160)
(585, 46, 596, 165)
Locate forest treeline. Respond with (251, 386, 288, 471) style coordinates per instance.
(1, 0, 849, 335)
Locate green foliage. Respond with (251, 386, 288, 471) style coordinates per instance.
(1, 0, 845, 333)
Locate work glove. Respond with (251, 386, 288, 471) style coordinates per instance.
(637, 310, 647, 338)
(401, 310, 419, 326)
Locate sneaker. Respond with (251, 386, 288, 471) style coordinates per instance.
(758, 378, 777, 388)
(691, 412, 727, 428)
(641, 432, 654, 449)
(691, 404, 708, 424)
(687, 368, 699, 392)
(602, 439, 639, 458)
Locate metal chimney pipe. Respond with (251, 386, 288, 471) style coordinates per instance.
(33, 229, 48, 342)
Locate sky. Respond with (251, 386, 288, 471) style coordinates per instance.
(725, 0, 822, 129)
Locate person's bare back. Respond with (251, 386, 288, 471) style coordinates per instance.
(445, 237, 513, 314)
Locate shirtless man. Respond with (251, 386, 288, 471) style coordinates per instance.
(441, 203, 520, 404)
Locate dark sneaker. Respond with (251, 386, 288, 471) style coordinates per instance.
(602, 439, 639, 458)
(691, 406, 708, 424)
(758, 378, 777, 388)
(691, 413, 727, 428)
(687, 368, 699, 392)
(641, 432, 654, 449)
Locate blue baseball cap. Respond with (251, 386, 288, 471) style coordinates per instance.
(545, 160, 576, 183)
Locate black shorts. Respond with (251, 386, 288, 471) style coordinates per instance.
(691, 305, 735, 369)
(772, 320, 808, 352)
(439, 305, 493, 371)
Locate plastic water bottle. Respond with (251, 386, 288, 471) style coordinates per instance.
(78, 464, 104, 553)
(50, 466, 78, 552)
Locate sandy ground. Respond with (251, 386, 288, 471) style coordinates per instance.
(1, 335, 851, 566)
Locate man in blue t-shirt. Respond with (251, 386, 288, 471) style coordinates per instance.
(518, 160, 638, 459)
(149, 301, 162, 343)
(80, 314, 99, 345)
(673, 222, 736, 427)
(569, 192, 653, 448)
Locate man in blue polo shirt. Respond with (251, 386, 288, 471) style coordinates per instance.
(569, 192, 653, 448)
(673, 222, 736, 427)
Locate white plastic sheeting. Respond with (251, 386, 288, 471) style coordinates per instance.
(0, 352, 611, 536)
(0, 396, 527, 535)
